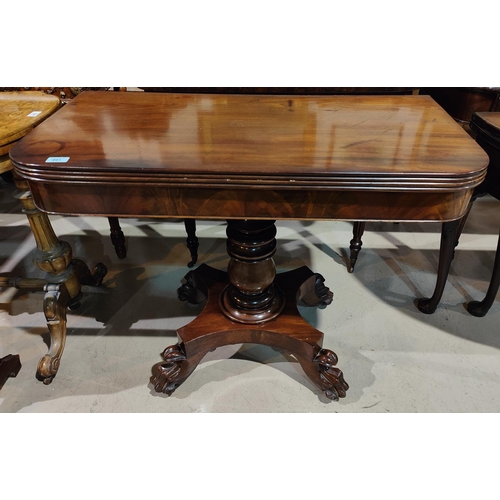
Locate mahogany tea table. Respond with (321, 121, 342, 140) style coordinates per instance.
(9, 91, 488, 400)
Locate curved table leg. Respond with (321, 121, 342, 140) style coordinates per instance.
(37, 283, 70, 383)
(13, 175, 107, 383)
(466, 229, 500, 317)
(417, 219, 461, 314)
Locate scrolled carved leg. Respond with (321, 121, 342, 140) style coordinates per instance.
(150, 344, 205, 396)
(12, 174, 107, 382)
(37, 283, 70, 384)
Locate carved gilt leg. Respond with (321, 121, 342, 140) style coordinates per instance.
(417, 219, 461, 314)
(13, 175, 107, 383)
(37, 283, 70, 383)
(349, 221, 366, 273)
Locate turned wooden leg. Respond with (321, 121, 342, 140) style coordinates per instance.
(184, 219, 199, 268)
(466, 229, 500, 317)
(13, 175, 107, 383)
(349, 221, 365, 273)
(417, 219, 461, 314)
(108, 217, 126, 259)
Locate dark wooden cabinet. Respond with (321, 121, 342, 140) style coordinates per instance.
(421, 87, 500, 125)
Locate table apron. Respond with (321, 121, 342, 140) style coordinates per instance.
(27, 182, 473, 222)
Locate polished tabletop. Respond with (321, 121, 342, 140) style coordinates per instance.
(10, 91, 489, 222)
(11, 91, 488, 188)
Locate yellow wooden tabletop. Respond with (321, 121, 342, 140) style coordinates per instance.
(0, 91, 60, 147)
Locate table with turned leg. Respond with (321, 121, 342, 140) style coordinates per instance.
(10, 91, 487, 399)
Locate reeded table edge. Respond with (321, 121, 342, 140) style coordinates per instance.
(12, 162, 488, 192)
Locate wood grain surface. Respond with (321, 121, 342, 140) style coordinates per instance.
(10, 91, 489, 222)
(0, 91, 60, 146)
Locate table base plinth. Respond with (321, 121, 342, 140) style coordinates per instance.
(150, 264, 349, 401)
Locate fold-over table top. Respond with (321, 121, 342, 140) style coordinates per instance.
(11, 91, 488, 192)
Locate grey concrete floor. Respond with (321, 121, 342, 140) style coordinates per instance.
(0, 179, 499, 413)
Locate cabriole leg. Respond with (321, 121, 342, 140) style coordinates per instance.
(417, 219, 461, 314)
(13, 175, 107, 383)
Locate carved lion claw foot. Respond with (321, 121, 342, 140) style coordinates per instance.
(299, 273, 333, 307)
(177, 271, 206, 304)
(314, 348, 349, 401)
(150, 345, 188, 396)
(72, 259, 108, 287)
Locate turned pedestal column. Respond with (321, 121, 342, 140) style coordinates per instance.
(151, 219, 348, 401)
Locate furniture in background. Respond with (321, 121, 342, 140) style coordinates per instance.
(140, 87, 419, 95)
(0, 91, 107, 384)
(0, 354, 21, 389)
(420, 88, 500, 127)
(0, 87, 117, 104)
(457, 112, 500, 316)
(10, 91, 486, 399)
(349, 88, 500, 280)
(1, 91, 60, 176)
